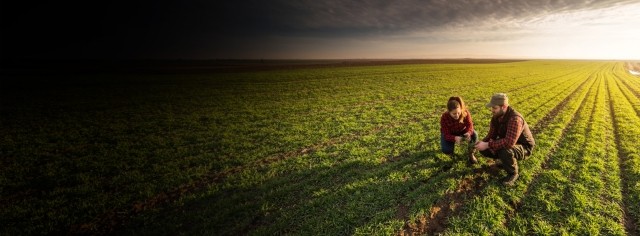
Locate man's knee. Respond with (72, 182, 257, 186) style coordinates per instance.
(503, 145, 528, 160)
(496, 148, 518, 174)
(441, 147, 454, 155)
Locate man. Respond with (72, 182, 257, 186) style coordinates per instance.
(475, 93, 535, 186)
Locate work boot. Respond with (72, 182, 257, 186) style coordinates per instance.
(502, 173, 519, 186)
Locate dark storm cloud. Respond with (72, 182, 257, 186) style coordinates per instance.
(264, 0, 637, 33)
(207, 0, 639, 58)
(1, 0, 637, 59)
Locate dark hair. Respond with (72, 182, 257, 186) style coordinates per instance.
(447, 96, 468, 123)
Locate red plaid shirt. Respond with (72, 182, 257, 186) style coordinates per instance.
(440, 109, 474, 142)
(483, 111, 524, 152)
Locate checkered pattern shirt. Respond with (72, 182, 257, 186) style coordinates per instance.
(440, 109, 474, 142)
(483, 112, 524, 152)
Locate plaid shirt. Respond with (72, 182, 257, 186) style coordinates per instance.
(440, 109, 474, 142)
(483, 111, 524, 152)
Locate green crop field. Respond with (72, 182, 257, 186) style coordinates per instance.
(1, 60, 639, 235)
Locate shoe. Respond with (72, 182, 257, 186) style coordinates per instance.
(468, 152, 478, 165)
(502, 173, 519, 186)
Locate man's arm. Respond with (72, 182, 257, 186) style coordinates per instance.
(482, 118, 495, 142)
(489, 116, 523, 151)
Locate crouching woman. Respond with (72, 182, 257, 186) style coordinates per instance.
(440, 96, 478, 164)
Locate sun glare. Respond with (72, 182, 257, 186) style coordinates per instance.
(523, 2, 640, 60)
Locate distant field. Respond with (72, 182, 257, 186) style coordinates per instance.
(0, 58, 527, 74)
(1, 60, 639, 235)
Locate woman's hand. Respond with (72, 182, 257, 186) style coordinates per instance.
(455, 136, 463, 144)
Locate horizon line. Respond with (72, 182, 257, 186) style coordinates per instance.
(3, 57, 640, 62)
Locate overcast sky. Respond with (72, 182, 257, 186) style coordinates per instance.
(2, 0, 639, 60)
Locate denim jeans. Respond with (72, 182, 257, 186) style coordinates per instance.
(440, 130, 478, 155)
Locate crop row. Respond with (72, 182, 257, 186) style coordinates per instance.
(611, 63, 640, 116)
(506, 69, 625, 234)
(607, 66, 640, 234)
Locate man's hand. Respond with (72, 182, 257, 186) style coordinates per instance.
(475, 141, 489, 151)
(454, 136, 463, 144)
(463, 133, 471, 141)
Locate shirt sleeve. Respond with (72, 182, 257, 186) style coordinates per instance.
(489, 115, 523, 151)
(440, 113, 456, 142)
(482, 118, 495, 142)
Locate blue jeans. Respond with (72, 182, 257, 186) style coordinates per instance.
(441, 130, 478, 154)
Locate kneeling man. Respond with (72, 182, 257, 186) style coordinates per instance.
(475, 93, 535, 186)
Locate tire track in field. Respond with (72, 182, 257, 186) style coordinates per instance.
(501, 71, 599, 229)
(397, 163, 503, 236)
(71, 67, 591, 235)
(398, 72, 596, 235)
(606, 74, 639, 235)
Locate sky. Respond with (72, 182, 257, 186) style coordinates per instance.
(2, 0, 640, 60)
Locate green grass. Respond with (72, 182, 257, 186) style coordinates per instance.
(1, 60, 638, 235)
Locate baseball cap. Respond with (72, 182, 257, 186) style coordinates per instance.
(486, 93, 508, 108)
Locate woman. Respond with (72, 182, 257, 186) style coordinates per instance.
(440, 96, 478, 164)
